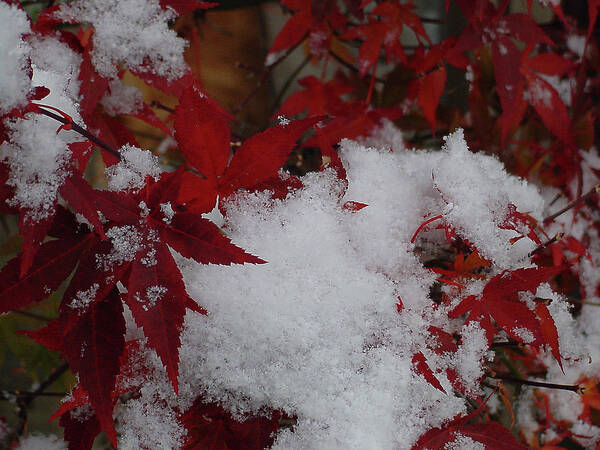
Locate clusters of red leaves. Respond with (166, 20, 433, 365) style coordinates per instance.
(1, 0, 600, 448)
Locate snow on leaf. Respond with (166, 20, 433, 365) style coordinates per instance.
(63, 288, 125, 448)
(412, 418, 528, 449)
(126, 242, 187, 392)
(181, 399, 283, 450)
(523, 72, 574, 146)
(161, 212, 265, 265)
(59, 170, 106, 238)
(59, 407, 101, 450)
(219, 116, 323, 197)
(412, 351, 446, 393)
(0, 236, 92, 314)
(158, 0, 218, 15)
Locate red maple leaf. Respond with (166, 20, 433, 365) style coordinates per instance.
(181, 399, 283, 450)
(341, 1, 430, 76)
(449, 266, 564, 368)
(267, 0, 348, 61)
(277, 75, 353, 117)
(413, 416, 527, 449)
(63, 288, 125, 447)
(173, 86, 324, 206)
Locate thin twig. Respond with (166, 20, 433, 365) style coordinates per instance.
(529, 232, 563, 257)
(489, 373, 583, 393)
(35, 107, 121, 160)
(543, 185, 600, 224)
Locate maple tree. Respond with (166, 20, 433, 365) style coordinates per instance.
(1, 0, 600, 448)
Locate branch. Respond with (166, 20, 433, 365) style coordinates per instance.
(543, 184, 600, 224)
(33, 105, 121, 160)
(488, 373, 583, 393)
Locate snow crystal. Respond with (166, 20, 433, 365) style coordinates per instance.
(512, 327, 535, 344)
(69, 283, 100, 312)
(0, 3, 31, 115)
(98, 225, 144, 270)
(567, 34, 586, 58)
(29, 35, 82, 103)
(56, 0, 188, 80)
(135, 285, 167, 311)
(106, 145, 161, 192)
(15, 434, 66, 450)
(444, 433, 485, 450)
(100, 79, 145, 116)
(433, 129, 544, 268)
(525, 78, 552, 108)
(160, 202, 175, 224)
(450, 322, 489, 393)
(357, 119, 406, 153)
(0, 35, 84, 221)
(276, 115, 290, 126)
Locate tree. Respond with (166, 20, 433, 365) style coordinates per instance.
(1, 0, 600, 448)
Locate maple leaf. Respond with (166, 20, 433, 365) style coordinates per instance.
(266, 0, 347, 61)
(79, 171, 264, 393)
(63, 288, 125, 448)
(416, 65, 446, 132)
(412, 417, 528, 449)
(277, 75, 353, 117)
(449, 266, 564, 349)
(412, 351, 446, 393)
(181, 399, 283, 450)
(59, 408, 101, 450)
(173, 87, 324, 205)
(342, 1, 430, 76)
(0, 235, 93, 314)
(174, 84, 233, 185)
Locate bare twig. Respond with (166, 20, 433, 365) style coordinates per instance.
(489, 373, 583, 393)
(543, 185, 600, 224)
(34, 106, 121, 160)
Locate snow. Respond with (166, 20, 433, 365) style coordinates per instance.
(567, 34, 586, 58)
(0, 3, 31, 115)
(433, 129, 543, 268)
(444, 433, 485, 449)
(15, 434, 66, 450)
(100, 79, 145, 116)
(0, 34, 84, 221)
(56, 0, 188, 80)
(69, 283, 100, 312)
(106, 145, 162, 192)
(110, 126, 543, 449)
